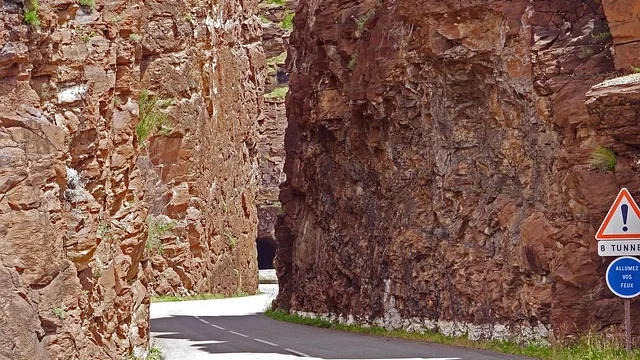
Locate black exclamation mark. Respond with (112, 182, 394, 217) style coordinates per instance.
(622, 204, 629, 232)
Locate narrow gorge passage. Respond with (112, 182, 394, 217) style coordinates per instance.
(2, 0, 640, 358)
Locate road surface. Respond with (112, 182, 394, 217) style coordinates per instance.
(150, 284, 534, 360)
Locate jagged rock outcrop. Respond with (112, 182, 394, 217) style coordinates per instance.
(1, 0, 148, 357)
(600, 0, 640, 70)
(1, 0, 263, 357)
(276, 0, 640, 341)
(586, 74, 640, 153)
(142, 0, 263, 297)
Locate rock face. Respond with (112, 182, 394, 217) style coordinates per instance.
(1, 0, 262, 357)
(1, 0, 148, 357)
(254, 0, 295, 267)
(601, 0, 640, 70)
(277, 0, 640, 341)
(142, 0, 263, 296)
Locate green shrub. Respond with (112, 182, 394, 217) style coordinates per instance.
(590, 146, 617, 171)
(52, 307, 66, 319)
(348, 53, 358, 70)
(23, 0, 40, 27)
(147, 346, 163, 360)
(226, 232, 237, 249)
(265, 0, 285, 5)
(259, 14, 272, 24)
(146, 216, 175, 254)
(355, 9, 375, 31)
(78, 0, 95, 8)
(264, 86, 288, 100)
(136, 90, 172, 143)
(591, 31, 610, 40)
(129, 33, 142, 42)
(279, 10, 294, 31)
(266, 52, 287, 67)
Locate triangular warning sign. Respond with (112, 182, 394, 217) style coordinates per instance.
(596, 188, 640, 240)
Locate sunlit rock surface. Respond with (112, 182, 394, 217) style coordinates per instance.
(0, 0, 263, 357)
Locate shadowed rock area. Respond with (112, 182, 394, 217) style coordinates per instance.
(276, 0, 640, 342)
(254, 0, 297, 265)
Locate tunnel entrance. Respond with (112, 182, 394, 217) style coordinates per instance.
(256, 238, 276, 269)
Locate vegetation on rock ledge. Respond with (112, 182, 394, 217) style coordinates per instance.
(279, 10, 294, 31)
(590, 146, 617, 172)
(264, 86, 288, 100)
(137, 90, 173, 143)
(78, 0, 95, 9)
(151, 290, 253, 303)
(23, 0, 40, 26)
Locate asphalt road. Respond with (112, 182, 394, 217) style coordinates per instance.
(150, 284, 535, 360)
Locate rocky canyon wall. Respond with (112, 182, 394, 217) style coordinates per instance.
(0, 0, 262, 357)
(142, 0, 263, 297)
(1, 0, 149, 357)
(276, 0, 640, 341)
(254, 0, 295, 264)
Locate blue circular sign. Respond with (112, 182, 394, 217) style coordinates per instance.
(606, 256, 640, 298)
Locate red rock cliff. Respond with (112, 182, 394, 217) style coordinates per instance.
(141, 0, 263, 297)
(0, 0, 263, 357)
(276, 0, 640, 341)
(255, 0, 295, 262)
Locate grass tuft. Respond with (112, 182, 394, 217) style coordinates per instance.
(52, 307, 66, 320)
(24, 0, 40, 27)
(146, 346, 163, 360)
(264, 86, 288, 100)
(226, 232, 237, 249)
(151, 290, 257, 303)
(354, 9, 375, 31)
(136, 90, 173, 143)
(265, 309, 640, 360)
(348, 52, 358, 70)
(266, 52, 287, 68)
(78, 0, 95, 8)
(590, 146, 617, 172)
(279, 10, 294, 31)
(129, 33, 142, 42)
(591, 31, 611, 40)
(145, 216, 175, 254)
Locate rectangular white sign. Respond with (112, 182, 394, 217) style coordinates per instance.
(598, 240, 640, 256)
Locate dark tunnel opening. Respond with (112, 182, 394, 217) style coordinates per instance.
(256, 238, 276, 270)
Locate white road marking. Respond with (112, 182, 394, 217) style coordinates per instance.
(284, 348, 310, 357)
(229, 330, 249, 338)
(195, 316, 225, 330)
(253, 338, 278, 347)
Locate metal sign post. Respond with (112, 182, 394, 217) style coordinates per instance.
(605, 255, 640, 351)
(626, 299, 631, 351)
(597, 188, 640, 351)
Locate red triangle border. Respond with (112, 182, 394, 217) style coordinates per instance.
(596, 188, 640, 240)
